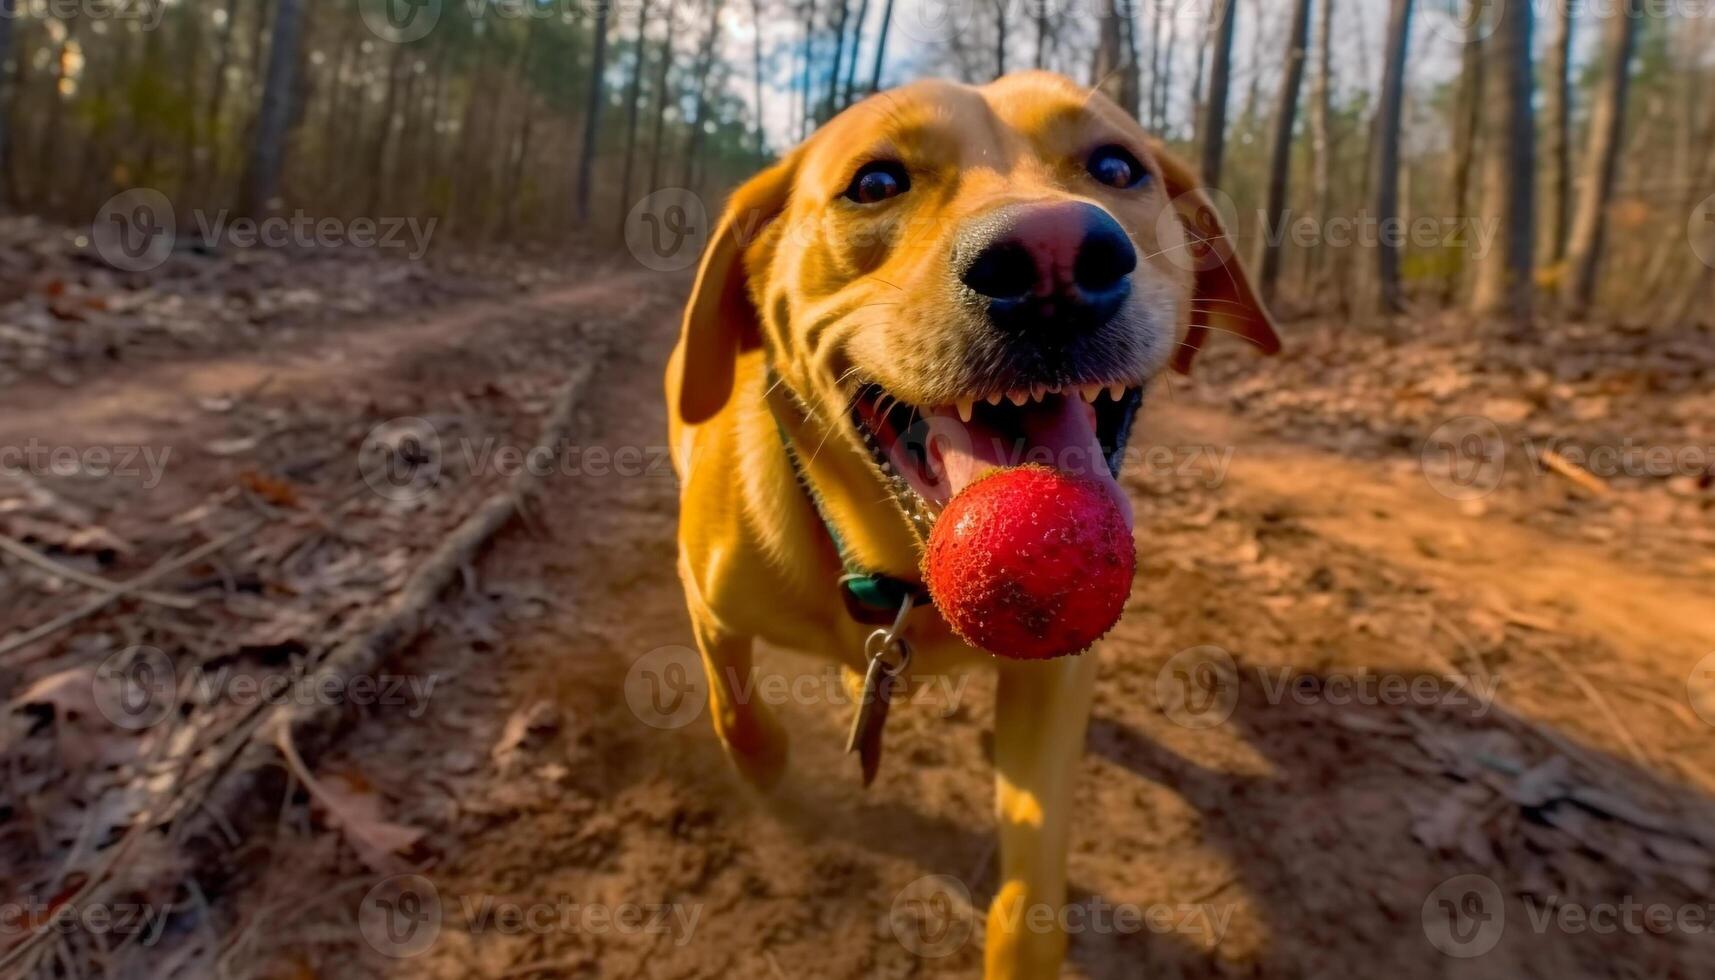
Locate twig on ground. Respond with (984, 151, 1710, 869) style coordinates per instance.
(0, 533, 198, 610)
(0, 526, 254, 664)
(1539, 447, 1612, 498)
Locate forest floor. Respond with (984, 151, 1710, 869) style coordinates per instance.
(3, 223, 1714, 979)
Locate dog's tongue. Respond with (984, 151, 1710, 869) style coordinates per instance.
(920, 394, 1133, 527)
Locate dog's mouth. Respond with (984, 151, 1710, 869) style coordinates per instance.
(851, 381, 1143, 527)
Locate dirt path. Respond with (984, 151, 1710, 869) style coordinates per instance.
(186, 293, 1715, 980)
(11, 269, 1708, 977)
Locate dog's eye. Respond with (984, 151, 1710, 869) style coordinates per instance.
(845, 162, 910, 204)
(1087, 145, 1150, 190)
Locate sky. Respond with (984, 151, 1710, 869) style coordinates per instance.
(709, 0, 1624, 155)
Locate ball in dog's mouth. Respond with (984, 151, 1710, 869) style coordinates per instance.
(922, 464, 1135, 659)
(850, 381, 1141, 658)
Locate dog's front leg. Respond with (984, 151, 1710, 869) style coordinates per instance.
(689, 613, 789, 790)
(984, 654, 1098, 979)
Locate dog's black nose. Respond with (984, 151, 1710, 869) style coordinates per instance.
(959, 201, 1137, 333)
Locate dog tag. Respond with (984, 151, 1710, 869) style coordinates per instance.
(846, 652, 898, 786)
(846, 598, 914, 787)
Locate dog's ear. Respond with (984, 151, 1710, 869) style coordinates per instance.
(1148, 143, 1281, 374)
(675, 155, 798, 425)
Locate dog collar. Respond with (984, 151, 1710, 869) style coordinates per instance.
(764, 368, 930, 626)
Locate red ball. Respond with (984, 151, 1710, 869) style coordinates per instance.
(923, 464, 1136, 660)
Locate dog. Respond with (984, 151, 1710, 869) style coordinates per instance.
(664, 71, 1279, 978)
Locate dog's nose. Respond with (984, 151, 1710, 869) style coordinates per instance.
(958, 202, 1137, 332)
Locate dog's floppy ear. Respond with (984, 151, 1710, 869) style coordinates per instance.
(675, 155, 798, 425)
(1148, 143, 1281, 374)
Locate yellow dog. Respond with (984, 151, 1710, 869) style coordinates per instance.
(665, 71, 1278, 978)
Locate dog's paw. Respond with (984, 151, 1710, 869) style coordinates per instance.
(716, 707, 789, 792)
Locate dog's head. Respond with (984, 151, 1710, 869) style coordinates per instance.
(674, 72, 1278, 529)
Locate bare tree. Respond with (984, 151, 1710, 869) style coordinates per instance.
(1308, 0, 1334, 283)
(1471, 0, 1536, 325)
(827, 0, 850, 118)
(617, 0, 657, 235)
(680, 0, 728, 188)
(1563, 0, 1641, 313)
(0, 0, 12, 188)
(1035, 0, 1049, 69)
(1256, 0, 1312, 303)
(1543, 5, 1575, 264)
(1198, 0, 1237, 186)
(1444, 0, 1485, 303)
(575, 0, 612, 226)
(868, 0, 894, 93)
(1093, 1, 1128, 108)
(842, 0, 871, 106)
(1370, 0, 1412, 312)
(239, 0, 303, 216)
(647, 0, 680, 195)
(756, 0, 771, 147)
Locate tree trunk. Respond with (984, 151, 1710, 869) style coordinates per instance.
(1370, 0, 1412, 313)
(365, 41, 408, 216)
(843, 0, 871, 107)
(869, 0, 894, 93)
(1444, 0, 1484, 303)
(1092, 2, 1121, 102)
(647, 3, 679, 195)
(1035, 0, 1048, 69)
(0, 0, 13, 188)
(239, 0, 303, 217)
(679, 0, 727, 189)
(1308, 0, 1334, 287)
(1256, 0, 1312, 304)
(1543, 5, 1575, 264)
(1191, 7, 1210, 140)
(1157, 12, 1176, 133)
(1471, 0, 1536, 325)
(827, 0, 850, 119)
(800, 0, 818, 138)
(618, 0, 656, 235)
(1562, 0, 1641, 314)
(575, 0, 612, 227)
(1198, 0, 1237, 187)
(993, 0, 1007, 79)
(756, 0, 771, 150)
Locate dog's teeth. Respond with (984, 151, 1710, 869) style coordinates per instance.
(1031, 385, 1048, 403)
(1108, 383, 1126, 401)
(1008, 390, 1029, 406)
(985, 392, 1003, 406)
(1080, 384, 1102, 403)
(955, 398, 973, 423)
